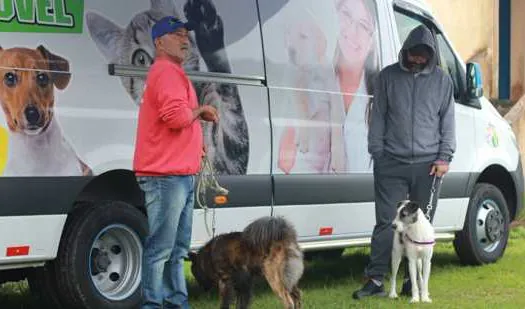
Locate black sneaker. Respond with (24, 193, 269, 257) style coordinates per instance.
(400, 278, 412, 297)
(352, 279, 387, 299)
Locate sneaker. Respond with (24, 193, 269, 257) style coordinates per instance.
(400, 278, 412, 297)
(352, 279, 387, 299)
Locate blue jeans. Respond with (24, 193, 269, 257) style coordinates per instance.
(136, 175, 195, 309)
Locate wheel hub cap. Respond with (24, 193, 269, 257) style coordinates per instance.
(485, 209, 504, 242)
(89, 224, 143, 301)
(476, 199, 505, 253)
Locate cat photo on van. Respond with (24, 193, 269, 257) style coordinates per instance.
(85, 0, 250, 175)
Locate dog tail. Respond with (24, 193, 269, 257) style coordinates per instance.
(242, 216, 298, 254)
(243, 216, 304, 291)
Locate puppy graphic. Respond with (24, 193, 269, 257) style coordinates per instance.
(85, 0, 250, 175)
(278, 15, 346, 175)
(0, 45, 92, 177)
(390, 200, 435, 303)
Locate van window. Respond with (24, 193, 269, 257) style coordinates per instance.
(393, 7, 465, 103)
(435, 34, 465, 101)
(393, 9, 424, 44)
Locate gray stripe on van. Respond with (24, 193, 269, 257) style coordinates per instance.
(208, 173, 470, 207)
(271, 172, 471, 206)
(0, 177, 90, 216)
(0, 172, 470, 216)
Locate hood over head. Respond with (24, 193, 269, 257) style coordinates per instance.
(398, 24, 437, 74)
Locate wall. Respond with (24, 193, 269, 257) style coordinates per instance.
(426, 0, 499, 99)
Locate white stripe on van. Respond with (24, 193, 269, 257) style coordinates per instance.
(268, 85, 374, 98)
(56, 107, 138, 119)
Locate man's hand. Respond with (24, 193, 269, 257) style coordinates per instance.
(200, 105, 219, 123)
(430, 161, 449, 177)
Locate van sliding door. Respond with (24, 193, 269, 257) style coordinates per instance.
(259, 0, 384, 239)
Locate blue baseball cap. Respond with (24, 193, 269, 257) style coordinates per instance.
(151, 16, 194, 41)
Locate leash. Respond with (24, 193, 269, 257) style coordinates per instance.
(424, 174, 442, 221)
(196, 153, 229, 238)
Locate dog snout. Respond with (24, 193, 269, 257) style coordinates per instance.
(392, 223, 397, 230)
(24, 105, 41, 126)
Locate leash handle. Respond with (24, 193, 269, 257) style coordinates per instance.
(196, 153, 227, 238)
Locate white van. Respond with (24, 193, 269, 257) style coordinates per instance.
(0, 0, 522, 307)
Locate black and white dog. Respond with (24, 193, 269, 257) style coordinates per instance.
(390, 200, 435, 303)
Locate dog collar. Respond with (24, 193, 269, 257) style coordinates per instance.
(404, 234, 435, 246)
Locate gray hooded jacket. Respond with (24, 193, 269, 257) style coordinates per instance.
(367, 25, 456, 164)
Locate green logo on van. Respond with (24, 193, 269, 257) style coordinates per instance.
(0, 0, 83, 33)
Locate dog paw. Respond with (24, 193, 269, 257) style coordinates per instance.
(183, 0, 224, 53)
(388, 292, 398, 299)
(410, 297, 420, 303)
(421, 296, 432, 303)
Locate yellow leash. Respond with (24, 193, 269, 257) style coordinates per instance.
(196, 153, 229, 238)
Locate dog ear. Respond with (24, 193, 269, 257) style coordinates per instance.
(37, 45, 71, 90)
(407, 201, 420, 213)
(150, 0, 177, 13)
(85, 12, 123, 62)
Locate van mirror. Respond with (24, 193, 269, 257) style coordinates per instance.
(466, 62, 483, 99)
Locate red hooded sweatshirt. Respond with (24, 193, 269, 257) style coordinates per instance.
(133, 56, 203, 176)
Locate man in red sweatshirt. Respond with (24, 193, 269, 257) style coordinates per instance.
(133, 16, 218, 309)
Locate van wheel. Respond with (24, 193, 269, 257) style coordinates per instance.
(453, 183, 510, 265)
(53, 200, 147, 309)
(27, 261, 66, 309)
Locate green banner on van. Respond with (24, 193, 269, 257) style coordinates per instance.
(0, 0, 84, 33)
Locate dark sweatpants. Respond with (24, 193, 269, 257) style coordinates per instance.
(364, 154, 442, 282)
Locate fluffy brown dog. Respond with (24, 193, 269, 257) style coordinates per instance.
(188, 216, 304, 309)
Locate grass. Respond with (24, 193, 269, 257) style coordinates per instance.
(2, 227, 525, 308)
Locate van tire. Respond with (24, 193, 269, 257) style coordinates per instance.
(28, 202, 94, 309)
(27, 262, 65, 309)
(53, 200, 147, 309)
(453, 183, 510, 265)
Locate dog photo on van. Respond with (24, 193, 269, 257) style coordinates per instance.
(275, 0, 380, 175)
(0, 45, 92, 177)
(189, 216, 304, 309)
(85, 0, 250, 175)
(390, 200, 435, 303)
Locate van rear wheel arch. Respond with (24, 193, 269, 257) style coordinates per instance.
(29, 169, 149, 309)
(74, 169, 146, 215)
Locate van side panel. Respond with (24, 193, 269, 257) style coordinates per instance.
(0, 0, 272, 260)
(0, 215, 66, 266)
